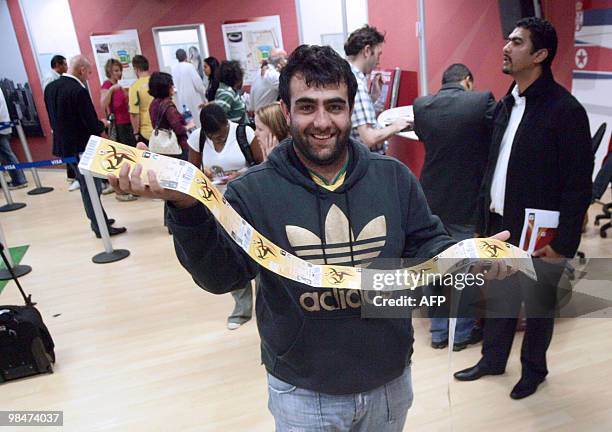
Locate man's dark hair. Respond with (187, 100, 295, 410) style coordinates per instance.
(176, 49, 187, 62)
(217, 60, 243, 89)
(50, 55, 66, 69)
(344, 25, 385, 57)
(279, 45, 358, 109)
(441, 63, 473, 85)
(199, 103, 228, 145)
(148, 72, 173, 98)
(515, 17, 557, 69)
(132, 55, 149, 72)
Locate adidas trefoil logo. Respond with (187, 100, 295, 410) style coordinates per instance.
(286, 204, 386, 267)
(286, 204, 387, 312)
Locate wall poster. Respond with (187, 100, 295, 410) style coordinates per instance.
(222, 16, 284, 85)
(90, 30, 142, 87)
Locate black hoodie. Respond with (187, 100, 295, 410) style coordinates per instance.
(168, 138, 455, 394)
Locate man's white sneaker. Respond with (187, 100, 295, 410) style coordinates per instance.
(227, 322, 242, 330)
(68, 180, 80, 191)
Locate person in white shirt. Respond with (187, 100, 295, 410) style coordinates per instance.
(0, 89, 27, 189)
(187, 103, 256, 330)
(42, 55, 67, 90)
(171, 49, 206, 128)
(249, 48, 287, 113)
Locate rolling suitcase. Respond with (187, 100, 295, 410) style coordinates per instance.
(0, 244, 55, 383)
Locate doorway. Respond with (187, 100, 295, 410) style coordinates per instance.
(152, 24, 209, 79)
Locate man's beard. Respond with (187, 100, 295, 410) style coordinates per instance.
(291, 124, 350, 166)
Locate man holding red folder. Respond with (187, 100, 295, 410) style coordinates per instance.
(454, 17, 593, 399)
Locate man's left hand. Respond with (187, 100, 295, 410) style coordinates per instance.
(532, 245, 563, 259)
(472, 230, 517, 280)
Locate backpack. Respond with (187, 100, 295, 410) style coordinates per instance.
(199, 123, 257, 167)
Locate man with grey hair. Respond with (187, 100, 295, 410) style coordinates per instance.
(44, 55, 126, 237)
(249, 47, 288, 112)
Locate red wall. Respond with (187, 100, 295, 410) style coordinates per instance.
(370, 0, 576, 100)
(67, 0, 300, 121)
(7, 0, 578, 159)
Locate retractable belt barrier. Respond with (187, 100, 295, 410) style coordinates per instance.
(0, 157, 74, 212)
(0, 157, 77, 173)
(0, 119, 59, 196)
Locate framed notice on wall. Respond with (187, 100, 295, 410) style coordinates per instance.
(90, 30, 142, 87)
(221, 16, 284, 85)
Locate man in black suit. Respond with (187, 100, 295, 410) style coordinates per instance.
(454, 18, 593, 399)
(413, 64, 495, 351)
(44, 55, 126, 237)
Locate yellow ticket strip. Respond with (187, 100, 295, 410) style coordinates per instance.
(79, 136, 536, 289)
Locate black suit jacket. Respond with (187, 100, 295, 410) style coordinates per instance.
(476, 70, 593, 257)
(44, 76, 104, 157)
(414, 84, 495, 225)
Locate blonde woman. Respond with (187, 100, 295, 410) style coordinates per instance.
(254, 103, 289, 161)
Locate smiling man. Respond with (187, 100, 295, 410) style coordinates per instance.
(110, 45, 512, 431)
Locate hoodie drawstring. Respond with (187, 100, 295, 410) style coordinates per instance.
(345, 192, 356, 267)
(316, 192, 329, 265)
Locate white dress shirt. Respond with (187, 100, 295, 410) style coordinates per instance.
(490, 85, 526, 215)
(249, 65, 280, 112)
(43, 69, 61, 90)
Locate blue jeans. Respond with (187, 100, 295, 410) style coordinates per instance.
(0, 134, 27, 185)
(267, 366, 413, 431)
(430, 223, 477, 344)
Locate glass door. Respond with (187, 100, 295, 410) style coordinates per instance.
(152, 24, 209, 78)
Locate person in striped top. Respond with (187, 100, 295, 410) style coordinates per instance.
(214, 60, 248, 124)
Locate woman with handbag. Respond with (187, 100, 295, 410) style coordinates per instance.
(148, 72, 193, 159)
(100, 59, 137, 201)
(148, 72, 194, 230)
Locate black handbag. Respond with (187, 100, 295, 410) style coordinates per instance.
(0, 244, 55, 383)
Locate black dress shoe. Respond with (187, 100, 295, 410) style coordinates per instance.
(108, 218, 115, 225)
(453, 341, 468, 351)
(431, 340, 448, 349)
(510, 378, 544, 400)
(454, 364, 504, 381)
(94, 226, 127, 238)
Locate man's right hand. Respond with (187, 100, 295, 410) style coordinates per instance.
(107, 143, 197, 209)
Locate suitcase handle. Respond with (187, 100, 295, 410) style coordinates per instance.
(0, 244, 33, 306)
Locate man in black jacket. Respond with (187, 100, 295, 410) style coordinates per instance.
(454, 18, 593, 400)
(414, 63, 495, 350)
(110, 45, 511, 431)
(44, 55, 125, 237)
